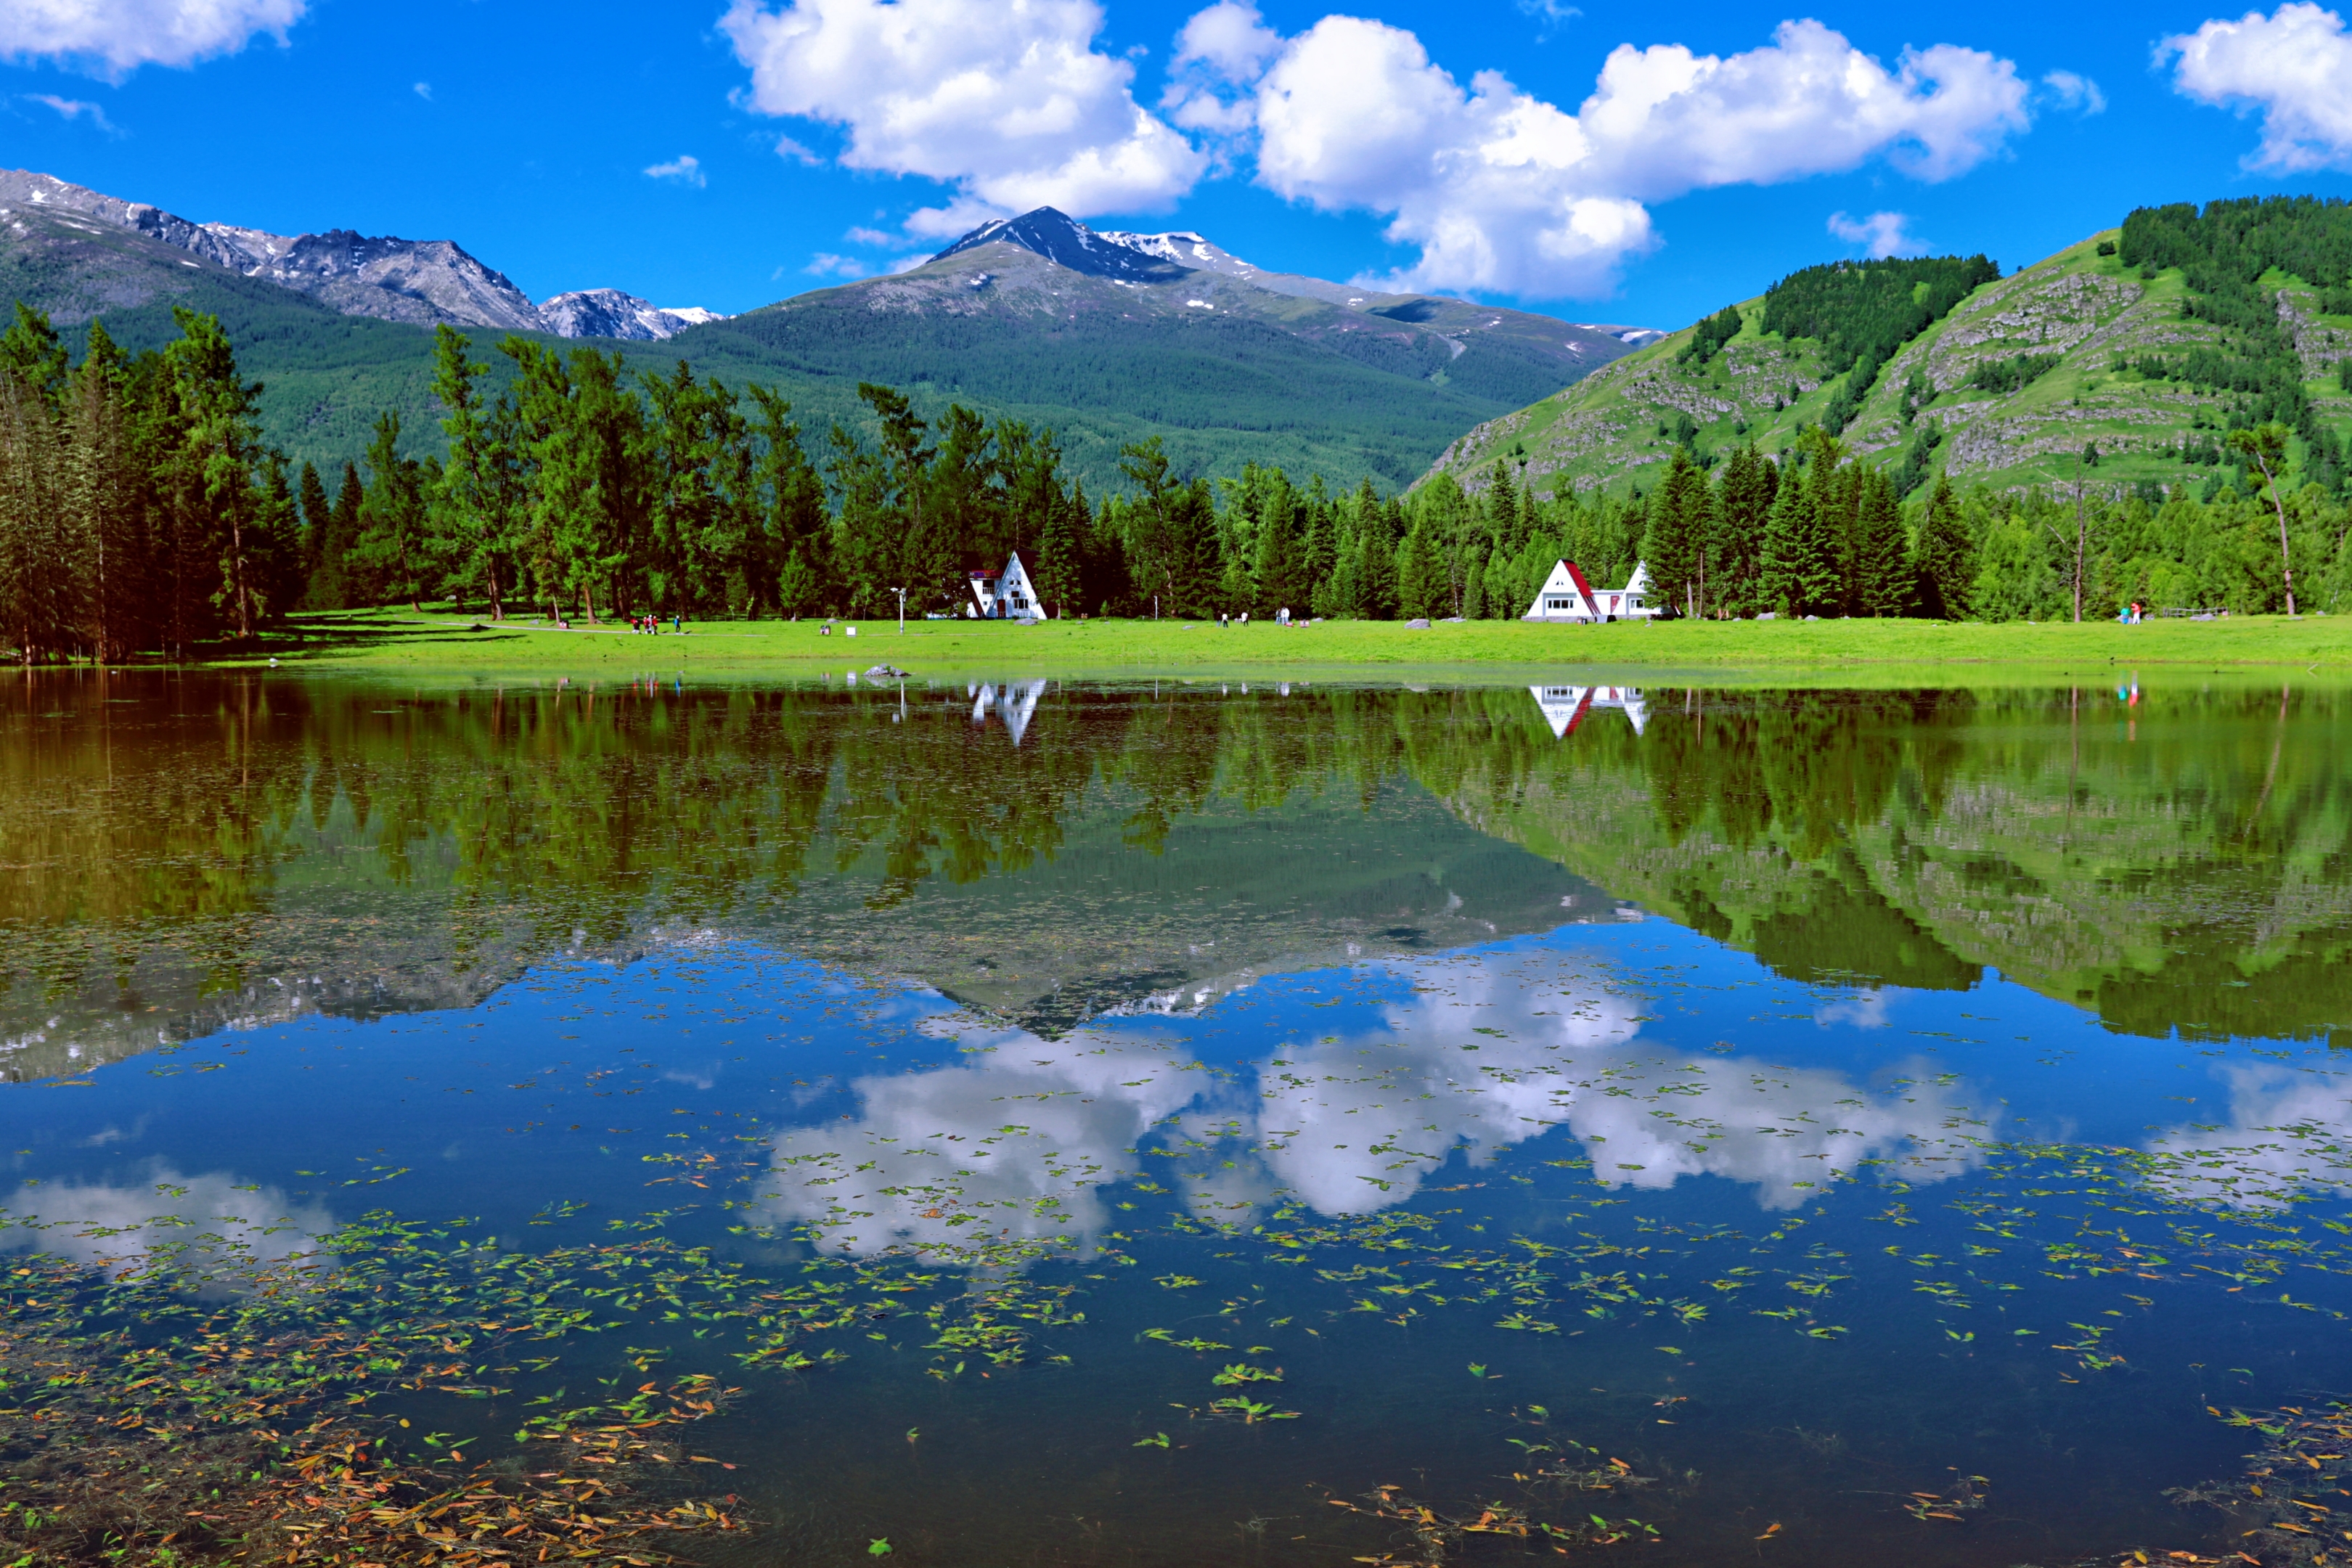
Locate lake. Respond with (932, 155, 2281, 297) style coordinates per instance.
(4, 670, 2350, 1567)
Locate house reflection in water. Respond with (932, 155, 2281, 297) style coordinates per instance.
(968, 680, 1049, 745)
(1530, 685, 1648, 738)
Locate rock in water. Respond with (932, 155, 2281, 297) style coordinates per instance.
(864, 663, 912, 679)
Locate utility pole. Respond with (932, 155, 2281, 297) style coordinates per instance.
(894, 587, 906, 634)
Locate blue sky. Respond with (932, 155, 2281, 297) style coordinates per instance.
(3, 0, 2349, 330)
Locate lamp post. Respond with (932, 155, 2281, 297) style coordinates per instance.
(893, 587, 906, 634)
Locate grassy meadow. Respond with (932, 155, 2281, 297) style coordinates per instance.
(203, 607, 2352, 682)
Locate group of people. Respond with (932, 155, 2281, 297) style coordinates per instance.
(2117, 601, 2147, 624)
(632, 614, 682, 634)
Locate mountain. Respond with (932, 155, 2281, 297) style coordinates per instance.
(0, 170, 1641, 489)
(0, 168, 722, 340)
(538, 289, 716, 341)
(1424, 208, 2352, 499)
(679, 205, 1647, 488)
(1100, 225, 1665, 354)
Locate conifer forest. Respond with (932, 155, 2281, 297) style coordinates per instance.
(1, 275, 2349, 662)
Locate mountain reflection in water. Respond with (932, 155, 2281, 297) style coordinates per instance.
(5, 673, 2348, 1085)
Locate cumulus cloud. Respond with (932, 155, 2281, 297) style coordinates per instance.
(0, 0, 304, 76)
(719, 0, 2035, 295)
(412, 81, 431, 101)
(1162, 0, 1282, 133)
(643, 154, 707, 188)
(23, 92, 123, 134)
(775, 134, 825, 166)
(1244, 15, 2028, 295)
(2039, 68, 2104, 115)
(2161, 3, 2352, 171)
(721, 0, 1207, 232)
(805, 251, 868, 277)
(1827, 210, 1926, 259)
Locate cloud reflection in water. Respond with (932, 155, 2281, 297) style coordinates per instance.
(1, 1166, 336, 1274)
(756, 950, 1995, 1257)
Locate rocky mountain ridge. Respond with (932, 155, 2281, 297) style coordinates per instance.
(932, 206, 1662, 346)
(0, 167, 721, 340)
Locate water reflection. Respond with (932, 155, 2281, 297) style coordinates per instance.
(1, 1166, 334, 1272)
(4, 676, 2349, 1090)
(756, 950, 1993, 1255)
(2144, 1060, 2352, 1209)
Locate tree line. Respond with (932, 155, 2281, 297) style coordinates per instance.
(5, 301, 2351, 662)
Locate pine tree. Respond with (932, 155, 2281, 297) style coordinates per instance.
(1710, 444, 1775, 618)
(1758, 461, 1813, 616)
(1851, 468, 1909, 616)
(1300, 477, 1336, 613)
(1251, 474, 1304, 615)
(306, 461, 364, 610)
(1033, 486, 1082, 617)
(350, 412, 438, 611)
(433, 324, 516, 619)
(69, 329, 147, 662)
(1397, 515, 1444, 618)
(1644, 447, 1708, 617)
(296, 459, 331, 588)
(162, 308, 267, 640)
(1911, 474, 1974, 619)
(0, 367, 74, 661)
(0, 303, 70, 412)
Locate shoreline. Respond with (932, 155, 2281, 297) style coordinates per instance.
(149, 608, 2352, 682)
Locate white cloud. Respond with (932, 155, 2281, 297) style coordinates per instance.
(1516, 0, 1583, 38)
(1827, 209, 1927, 258)
(722, 0, 1206, 226)
(806, 250, 868, 277)
(23, 92, 122, 134)
(2039, 68, 2104, 115)
(0, 0, 304, 76)
(1243, 14, 2029, 297)
(719, 0, 2033, 295)
(1162, 0, 1281, 133)
(844, 224, 908, 246)
(412, 80, 431, 101)
(643, 153, 708, 188)
(775, 134, 825, 166)
(2161, 2, 2352, 171)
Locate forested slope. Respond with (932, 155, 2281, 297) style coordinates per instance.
(1430, 197, 2352, 505)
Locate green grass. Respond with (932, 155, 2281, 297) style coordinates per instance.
(211, 608, 2352, 681)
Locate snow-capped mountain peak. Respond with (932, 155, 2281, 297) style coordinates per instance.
(0, 165, 724, 342)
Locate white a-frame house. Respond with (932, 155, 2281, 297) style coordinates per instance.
(1522, 560, 1659, 622)
(968, 551, 1045, 621)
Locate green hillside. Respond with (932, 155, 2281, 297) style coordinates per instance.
(1429, 200, 2352, 502)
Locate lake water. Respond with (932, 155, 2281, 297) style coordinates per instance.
(6, 671, 2351, 1567)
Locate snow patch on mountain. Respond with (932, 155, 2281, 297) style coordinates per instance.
(537, 289, 724, 340)
(0, 166, 719, 341)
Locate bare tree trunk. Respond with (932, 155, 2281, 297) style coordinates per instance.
(2254, 453, 2297, 616)
(2071, 449, 2085, 624)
